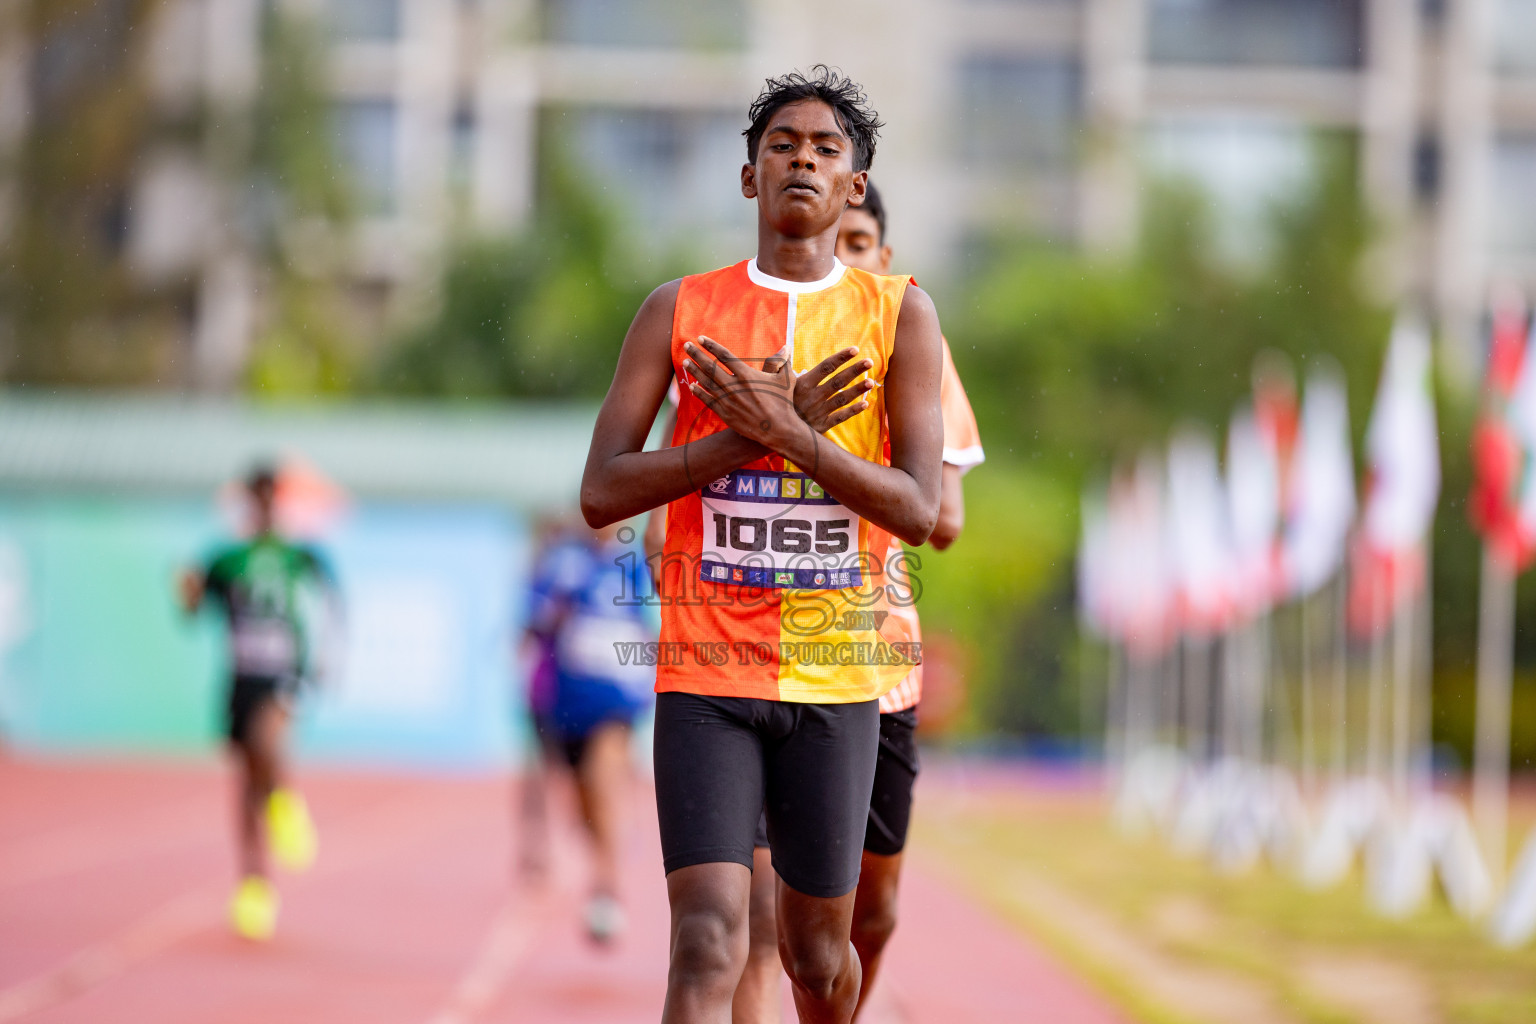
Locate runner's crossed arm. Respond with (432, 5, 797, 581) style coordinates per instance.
(581, 284, 943, 546)
(640, 345, 870, 568)
(682, 283, 943, 546)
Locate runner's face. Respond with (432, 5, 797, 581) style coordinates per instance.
(250, 483, 276, 533)
(743, 99, 866, 239)
(835, 207, 891, 274)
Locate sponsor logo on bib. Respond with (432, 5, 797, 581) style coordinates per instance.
(698, 469, 864, 591)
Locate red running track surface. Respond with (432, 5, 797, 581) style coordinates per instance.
(0, 756, 1127, 1023)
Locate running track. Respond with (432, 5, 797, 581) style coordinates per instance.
(0, 756, 1128, 1023)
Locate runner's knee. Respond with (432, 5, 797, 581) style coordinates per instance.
(852, 894, 898, 953)
(779, 940, 848, 1002)
(670, 905, 746, 989)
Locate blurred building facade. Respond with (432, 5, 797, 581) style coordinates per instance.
(5, 0, 1536, 386)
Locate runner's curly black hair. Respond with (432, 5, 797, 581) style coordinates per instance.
(743, 66, 883, 173)
(857, 181, 887, 242)
(245, 462, 278, 494)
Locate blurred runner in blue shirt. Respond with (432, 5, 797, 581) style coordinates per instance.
(523, 520, 654, 942)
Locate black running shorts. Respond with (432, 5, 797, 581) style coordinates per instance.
(226, 675, 290, 745)
(534, 714, 590, 771)
(751, 705, 920, 857)
(653, 691, 880, 899)
(534, 712, 634, 771)
(864, 706, 920, 856)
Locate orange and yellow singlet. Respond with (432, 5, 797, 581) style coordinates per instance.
(657, 258, 917, 703)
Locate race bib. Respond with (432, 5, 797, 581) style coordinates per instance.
(231, 618, 298, 676)
(557, 614, 655, 695)
(699, 469, 864, 590)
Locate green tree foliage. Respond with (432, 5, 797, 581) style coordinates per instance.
(932, 145, 1396, 740)
(242, 9, 360, 395)
(952, 151, 1388, 474)
(0, 0, 180, 387)
(375, 162, 661, 399)
(0, 3, 359, 394)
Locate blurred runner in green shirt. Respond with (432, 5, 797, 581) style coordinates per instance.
(180, 464, 339, 941)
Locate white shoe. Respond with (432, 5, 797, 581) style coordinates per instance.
(584, 894, 626, 944)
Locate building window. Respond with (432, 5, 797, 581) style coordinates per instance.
(958, 55, 1081, 172)
(1143, 117, 1325, 267)
(1148, 0, 1364, 68)
(540, 0, 746, 49)
(550, 107, 746, 242)
(1413, 135, 1439, 203)
(31, 0, 135, 121)
(336, 99, 399, 215)
(1495, 0, 1536, 74)
(449, 103, 476, 196)
(330, 0, 402, 42)
(1490, 137, 1536, 257)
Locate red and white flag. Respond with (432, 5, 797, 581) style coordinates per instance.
(1107, 454, 1174, 657)
(1167, 426, 1234, 635)
(1508, 318, 1536, 558)
(1226, 404, 1281, 620)
(1471, 294, 1536, 570)
(1350, 313, 1440, 634)
(1282, 364, 1357, 598)
(1078, 483, 1113, 639)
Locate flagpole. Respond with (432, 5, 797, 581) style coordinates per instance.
(1080, 627, 1094, 776)
(1333, 568, 1350, 784)
(1254, 612, 1271, 765)
(1185, 633, 1210, 766)
(1301, 589, 1316, 796)
(1270, 605, 1300, 777)
(1081, 626, 1099, 779)
(1367, 569, 1388, 784)
(1413, 538, 1435, 796)
(1106, 638, 1125, 792)
(1125, 648, 1144, 775)
(1161, 643, 1179, 752)
(1392, 560, 1414, 803)
(1222, 625, 1241, 761)
(1237, 620, 1255, 764)
(1473, 544, 1517, 889)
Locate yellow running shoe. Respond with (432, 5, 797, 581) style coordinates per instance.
(267, 787, 317, 873)
(229, 876, 278, 941)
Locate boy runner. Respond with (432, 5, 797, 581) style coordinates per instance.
(733, 182, 985, 1022)
(522, 520, 655, 942)
(179, 465, 337, 941)
(580, 67, 943, 1024)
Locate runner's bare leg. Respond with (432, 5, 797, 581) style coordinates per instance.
(663, 862, 752, 1023)
(732, 847, 783, 1023)
(575, 721, 632, 900)
(234, 699, 290, 878)
(777, 882, 861, 1024)
(849, 850, 903, 1020)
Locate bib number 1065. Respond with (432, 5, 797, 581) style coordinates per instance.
(710, 514, 849, 555)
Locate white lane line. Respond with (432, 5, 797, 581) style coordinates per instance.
(0, 886, 219, 1022)
(0, 801, 213, 891)
(425, 892, 547, 1024)
(0, 785, 435, 1021)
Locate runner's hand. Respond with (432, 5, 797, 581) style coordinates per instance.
(683, 337, 812, 452)
(177, 569, 205, 614)
(786, 346, 876, 433)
